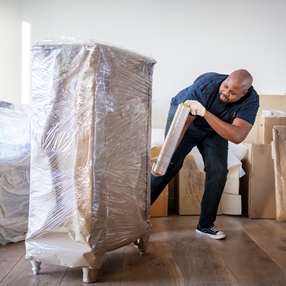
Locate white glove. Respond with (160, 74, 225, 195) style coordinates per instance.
(184, 100, 206, 117)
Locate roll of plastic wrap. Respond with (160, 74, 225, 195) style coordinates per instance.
(152, 103, 190, 176)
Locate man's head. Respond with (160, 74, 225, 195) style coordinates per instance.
(219, 69, 253, 103)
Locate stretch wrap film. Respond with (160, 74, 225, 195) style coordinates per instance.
(25, 37, 156, 272)
(152, 104, 189, 176)
(0, 102, 31, 245)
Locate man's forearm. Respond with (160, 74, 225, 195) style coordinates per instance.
(204, 111, 252, 144)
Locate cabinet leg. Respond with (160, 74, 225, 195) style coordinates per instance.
(134, 233, 150, 254)
(82, 267, 99, 283)
(31, 260, 41, 275)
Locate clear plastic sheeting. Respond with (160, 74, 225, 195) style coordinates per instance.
(152, 104, 190, 176)
(25, 37, 156, 279)
(0, 102, 31, 245)
(262, 110, 286, 117)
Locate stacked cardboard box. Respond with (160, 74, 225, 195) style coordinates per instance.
(175, 154, 210, 215)
(259, 116, 286, 144)
(221, 164, 242, 215)
(240, 116, 286, 218)
(240, 143, 276, 218)
(175, 153, 242, 216)
(272, 126, 286, 221)
(150, 146, 168, 217)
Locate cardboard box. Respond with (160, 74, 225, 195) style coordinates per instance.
(272, 126, 286, 221)
(150, 186, 169, 217)
(221, 193, 241, 215)
(224, 164, 240, 195)
(175, 154, 222, 215)
(244, 95, 286, 143)
(239, 143, 276, 218)
(150, 146, 168, 217)
(259, 117, 286, 144)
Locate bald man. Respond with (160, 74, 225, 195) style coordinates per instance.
(151, 70, 259, 239)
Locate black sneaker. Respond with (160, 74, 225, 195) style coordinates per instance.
(196, 225, 226, 240)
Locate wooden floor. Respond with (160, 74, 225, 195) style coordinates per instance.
(1, 213, 286, 286)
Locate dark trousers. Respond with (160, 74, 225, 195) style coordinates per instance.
(151, 114, 228, 228)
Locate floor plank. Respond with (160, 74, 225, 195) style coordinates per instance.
(0, 241, 25, 282)
(214, 216, 286, 286)
(1, 215, 286, 286)
(162, 215, 239, 286)
(234, 216, 286, 272)
(61, 247, 126, 285)
(119, 217, 182, 285)
(1, 254, 68, 286)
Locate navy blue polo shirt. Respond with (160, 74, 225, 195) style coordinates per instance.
(169, 72, 260, 131)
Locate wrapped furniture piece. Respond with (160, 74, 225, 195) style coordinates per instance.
(0, 102, 31, 245)
(25, 38, 156, 282)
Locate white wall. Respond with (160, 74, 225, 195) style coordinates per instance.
(1, 0, 286, 128)
(0, 0, 22, 105)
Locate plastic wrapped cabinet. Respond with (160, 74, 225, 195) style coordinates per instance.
(25, 38, 156, 283)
